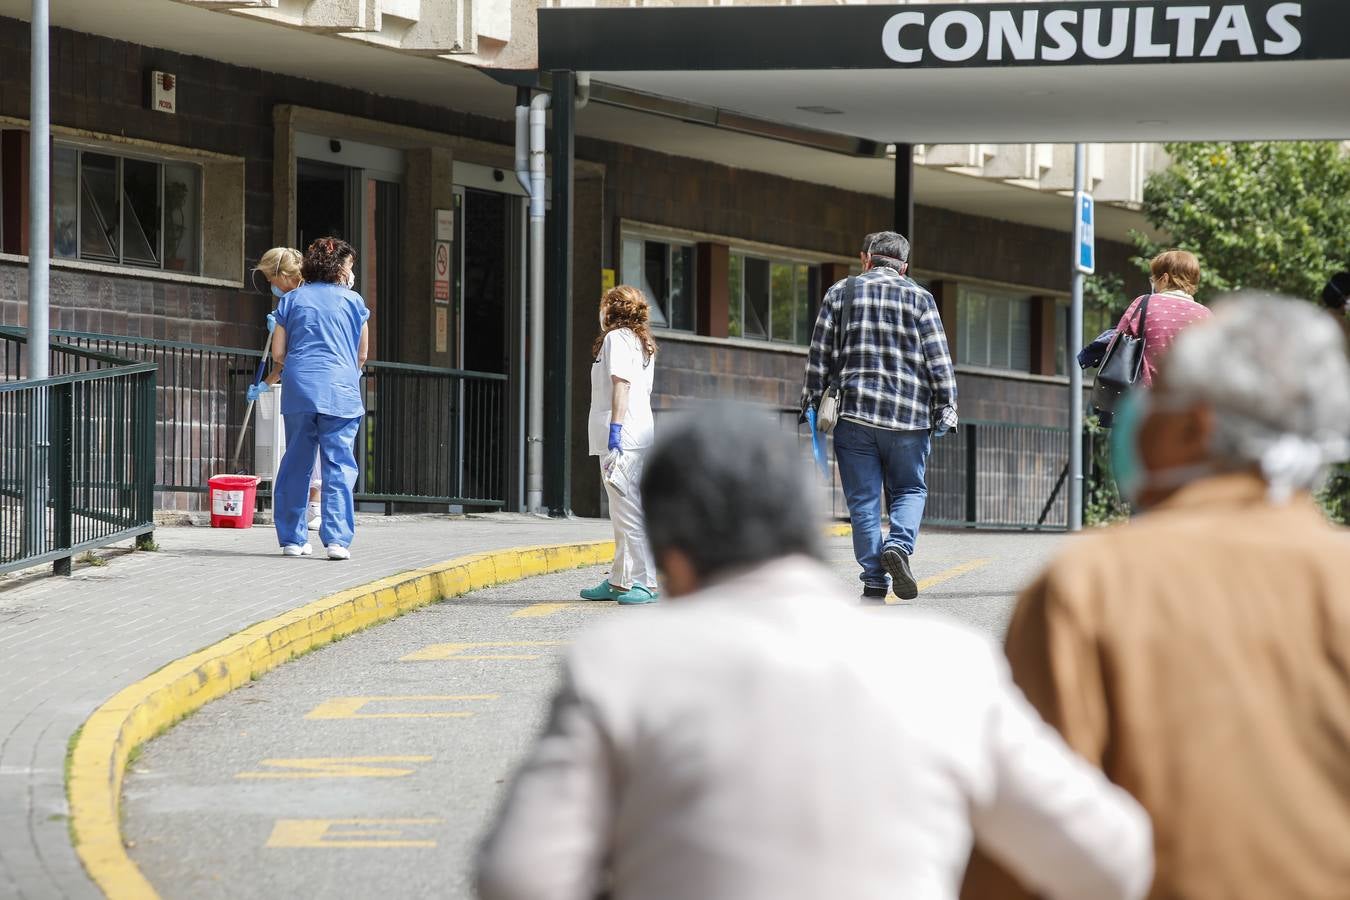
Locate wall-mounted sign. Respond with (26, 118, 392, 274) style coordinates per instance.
(435, 209, 454, 242)
(434, 241, 451, 303)
(601, 268, 616, 292)
(151, 71, 176, 114)
(435, 308, 448, 354)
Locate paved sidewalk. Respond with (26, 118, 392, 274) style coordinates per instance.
(0, 513, 611, 900)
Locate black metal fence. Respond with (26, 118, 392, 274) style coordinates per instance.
(0, 333, 156, 575)
(0, 328, 509, 511)
(656, 405, 1083, 532)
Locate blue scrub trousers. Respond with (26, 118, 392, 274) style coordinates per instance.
(275, 413, 361, 549)
(833, 419, 931, 589)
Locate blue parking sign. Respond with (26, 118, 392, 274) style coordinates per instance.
(1075, 192, 1095, 275)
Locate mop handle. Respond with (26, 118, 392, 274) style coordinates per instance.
(232, 328, 276, 471)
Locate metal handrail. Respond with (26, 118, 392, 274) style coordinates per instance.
(12, 327, 511, 381)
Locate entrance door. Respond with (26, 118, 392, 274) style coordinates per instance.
(453, 186, 524, 508)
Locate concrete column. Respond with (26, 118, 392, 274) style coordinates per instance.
(401, 147, 454, 366)
(696, 242, 729, 339)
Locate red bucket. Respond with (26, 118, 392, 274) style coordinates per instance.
(208, 474, 261, 528)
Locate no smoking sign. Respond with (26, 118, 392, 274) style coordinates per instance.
(434, 240, 450, 303)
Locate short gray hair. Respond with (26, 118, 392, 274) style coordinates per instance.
(640, 403, 823, 580)
(861, 232, 880, 255)
(1164, 293, 1350, 498)
(867, 231, 910, 268)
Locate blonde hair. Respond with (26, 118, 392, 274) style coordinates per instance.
(254, 247, 302, 283)
(593, 285, 657, 362)
(1151, 249, 1201, 296)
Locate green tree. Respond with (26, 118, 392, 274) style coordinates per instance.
(1135, 142, 1350, 301)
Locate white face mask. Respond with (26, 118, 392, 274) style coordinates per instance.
(342, 269, 356, 290)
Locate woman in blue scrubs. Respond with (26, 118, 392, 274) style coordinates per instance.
(270, 237, 369, 560)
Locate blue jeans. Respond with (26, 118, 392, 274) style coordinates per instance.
(833, 419, 930, 589)
(275, 413, 362, 549)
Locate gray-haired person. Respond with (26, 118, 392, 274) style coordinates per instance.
(965, 295, 1350, 898)
(803, 231, 957, 602)
(477, 405, 1152, 900)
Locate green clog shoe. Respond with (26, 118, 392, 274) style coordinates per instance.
(580, 579, 626, 601)
(617, 584, 659, 605)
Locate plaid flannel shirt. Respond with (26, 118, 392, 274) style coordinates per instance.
(801, 267, 958, 432)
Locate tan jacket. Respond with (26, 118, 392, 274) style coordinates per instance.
(963, 474, 1350, 900)
(478, 556, 1151, 900)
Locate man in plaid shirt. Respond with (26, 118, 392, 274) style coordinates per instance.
(801, 231, 957, 602)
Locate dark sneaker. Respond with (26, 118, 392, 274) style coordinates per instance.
(861, 584, 889, 605)
(882, 548, 918, 600)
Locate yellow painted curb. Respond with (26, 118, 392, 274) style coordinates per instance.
(67, 539, 614, 900)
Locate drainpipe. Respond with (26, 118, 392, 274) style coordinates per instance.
(513, 86, 530, 195)
(525, 91, 551, 515)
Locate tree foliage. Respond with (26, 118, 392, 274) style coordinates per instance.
(1134, 142, 1350, 301)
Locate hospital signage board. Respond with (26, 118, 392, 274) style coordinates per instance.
(1075, 192, 1095, 276)
(540, 1, 1350, 71)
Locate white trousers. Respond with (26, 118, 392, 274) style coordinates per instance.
(601, 451, 657, 590)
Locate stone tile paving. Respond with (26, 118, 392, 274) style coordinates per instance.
(0, 513, 611, 900)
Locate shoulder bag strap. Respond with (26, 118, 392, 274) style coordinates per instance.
(830, 276, 856, 386)
(1134, 294, 1150, 338)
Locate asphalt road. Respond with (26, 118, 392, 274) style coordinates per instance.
(122, 530, 1062, 900)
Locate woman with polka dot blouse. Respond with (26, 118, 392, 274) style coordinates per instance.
(1115, 249, 1212, 387)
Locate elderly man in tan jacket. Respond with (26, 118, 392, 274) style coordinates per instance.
(963, 294, 1350, 900)
(478, 406, 1152, 900)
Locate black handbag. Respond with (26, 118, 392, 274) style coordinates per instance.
(1091, 295, 1149, 427)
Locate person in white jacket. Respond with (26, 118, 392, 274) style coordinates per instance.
(477, 405, 1153, 900)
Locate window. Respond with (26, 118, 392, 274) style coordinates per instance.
(620, 235, 695, 331)
(958, 286, 1032, 372)
(1055, 298, 1118, 376)
(728, 252, 818, 346)
(51, 144, 202, 273)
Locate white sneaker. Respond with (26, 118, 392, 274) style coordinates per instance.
(308, 515, 321, 531)
(307, 505, 321, 531)
(282, 543, 313, 557)
(327, 544, 350, 561)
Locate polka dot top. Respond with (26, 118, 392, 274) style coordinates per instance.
(1116, 291, 1211, 386)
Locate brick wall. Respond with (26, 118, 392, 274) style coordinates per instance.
(0, 16, 512, 349)
(581, 139, 1143, 296)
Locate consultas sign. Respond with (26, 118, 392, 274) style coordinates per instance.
(881, 2, 1305, 67)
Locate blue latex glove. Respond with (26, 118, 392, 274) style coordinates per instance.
(246, 382, 270, 403)
(933, 422, 950, 439)
(608, 423, 623, 452)
(805, 407, 829, 479)
(265, 312, 278, 334)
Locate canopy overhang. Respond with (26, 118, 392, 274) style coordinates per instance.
(538, 1, 1350, 145)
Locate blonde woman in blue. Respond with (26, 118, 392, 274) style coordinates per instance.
(270, 237, 369, 560)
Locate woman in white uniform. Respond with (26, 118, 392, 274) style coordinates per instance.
(580, 285, 659, 605)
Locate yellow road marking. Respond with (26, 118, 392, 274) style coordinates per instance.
(266, 818, 443, 849)
(236, 756, 433, 780)
(66, 539, 615, 900)
(886, 558, 994, 604)
(512, 602, 578, 617)
(400, 641, 568, 662)
(305, 695, 498, 720)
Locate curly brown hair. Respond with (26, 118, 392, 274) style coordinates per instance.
(301, 237, 357, 285)
(593, 285, 657, 362)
